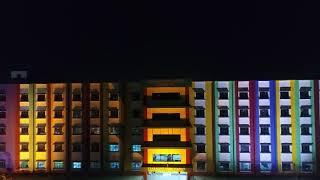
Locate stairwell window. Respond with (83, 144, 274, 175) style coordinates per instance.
(280, 106, 290, 117)
(301, 125, 311, 135)
(260, 144, 270, 153)
(300, 87, 311, 99)
(0, 107, 5, 119)
(197, 161, 206, 171)
(239, 162, 251, 172)
(260, 125, 270, 135)
(218, 91, 228, 100)
(281, 143, 291, 153)
(196, 144, 206, 153)
(281, 125, 291, 135)
(300, 106, 311, 117)
(37, 143, 46, 152)
(239, 125, 249, 135)
(0, 160, 5, 169)
(239, 108, 248, 117)
(280, 89, 290, 99)
(109, 108, 119, 118)
(260, 162, 272, 171)
(195, 108, 205, 118)
(195, 126, 205, 135)
(20, 93, 28, 102)
(240, 143, 250, 153)
(220, 143, 229, 153)
(301, 143, 312, 153)
(302, 162, 313, 172)
(218, 162, 230, 171)
(219, 125, 229, 135)
(109, 92, 119, 101)
(0, 124, 6, 135)
(54, 143, 63, 152)
(219, 107, 228, 117)
(239, 91, 248, 99)
(282, 162, 292, 171)
(0, 142, 5, 152)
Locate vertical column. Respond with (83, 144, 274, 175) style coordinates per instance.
(101, 82, 108, 172)
(291, 80, 300, 173)
(213, 81, 219, 174)
(311, 80, 317, 175)
(254, 81, 260, 173)
(206, 81, 214, 175)
(234, 81, 240, 173)
(229, 81, 236, 173)
(275, 80, 281, 173)
(269, 81, 277, 173)
(249, 80, 256, 173)
(82, 83, 90, 171)
(47, 84, 51, 172)
(30, 84, 35, 172)
(66, 83, 71, 173)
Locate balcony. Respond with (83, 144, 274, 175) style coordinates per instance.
(145, 95, 188, 107)
(143, 119, 191, 127)
(142, 163, 192, 168)
(143, 141, 192, 148)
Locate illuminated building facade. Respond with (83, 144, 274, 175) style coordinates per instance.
(0, 79, 319, 178)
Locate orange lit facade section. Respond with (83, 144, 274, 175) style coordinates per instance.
(142, 80, 192, 174)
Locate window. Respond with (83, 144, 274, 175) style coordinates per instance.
(219, 109, 228, 117)
(132, 145, 141, 152)
(280, 91, 290, 99)
(37, 111, 46, 118)
(282, 162, 292, 171)
(260, 162, 272, 171)
(219, 162, 230, 171)
(239, 91, 248, 99)
(132, 109, 140, 118)
(219, 92, 228, 99)
(54, 125, 63, 135)
(0, 109, 5, 119)
(220, 143, 229, 153)
(36, 161, 45, 169)
(90, 126, 100, 135)
(54, 161, 64, 169)
(0, 93, 4, 101)
(90, 108, 100, 118)
(300, 107, 310, 117)
(109, 108, 119, 118)
(259, 91, 269, 99)
(109, 126, 120, 135)
(219, 126, 229, 135)
(0, 160, 5, 168)
(152, 93, 180, 100)
(301, 162, 313, 172)
(0, 143, 5, 152)
(72, 125, 82, 135)
(261, 144, 270, 153)
(239, 108, 248, 117)
(73, 108, 82, 118)
(153, 154, 181, 162)
(131, 92, 140, 101)
(90, 161, 101, 169)
(239, 162, 251, 172)
(196, 126, 205, 135)
(300, 90, 310, 99)
(197, 161, 206, 171)
(37, 125, 46, 135)
(72, 143, 81, 152)
(20, 143, 28, 152)
(54, 143, 63, 152)
(281, 144, 291, 153)
(240, 144, 249, 153)
(281, 125, 291, 135)
(37, 143, 46, 152)
(195, 91, 204, 100)
(240, 126, 249, 135)
(109, 92, 119, 101)
(72, 91, 81, 101)
(20, 111, 29, 118)
(195, 109, 205, 118)
(301, 144, 311, 153)
(0, 125, 6, 135)
(109, 144, 119, 152)
(90, 91, 100, 101)
(72, 162, 81, 169)
(54, 93, 63, 101)
(131, 162, 141, 169)
(54, 110, 63, 118)
(132, 128, 142, 135)
(280, 108, 290, 117)
(91, 143, 100, 152)
(110, 162, 120, 169)
(20, 161, 29, 169)
(20, 93, 28, 102)
(301, 125, 311, 135)
(260, 126, 270, 135)
(37, 94, 46, 101)
(260, 108, 269, 117)
(196, 144, 205, 153)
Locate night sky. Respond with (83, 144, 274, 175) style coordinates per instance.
(1, 1, 320, 81)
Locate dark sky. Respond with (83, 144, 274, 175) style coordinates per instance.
(1, 1, 320, 81)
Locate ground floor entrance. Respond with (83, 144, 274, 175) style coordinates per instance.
(147, 172, 187, 180)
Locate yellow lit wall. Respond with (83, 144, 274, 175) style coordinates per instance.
(147, 128, 187, 141)
(146, 87, 186, 96)
(147, 149, 187, 164)
(146, 108, 187, 119)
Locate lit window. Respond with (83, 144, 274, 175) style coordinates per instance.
(132, 145, 141, 152)
(109, 126, 120, 135)
(260, 162, 272, 172)
(110, 161, 120, 169)
(36, 161, 45, 169)
(0, 160, 5, 168)
(90, 126, 100, 135)
(90, 161, 101, 169)
(131, 161, 141, 169)
(109, 144, 119, 152)
(54, 161, 64, 169)
(239, 162, 251, 172)
(20, 160, 29, 169)
(153, 154, 181, 162)
(72, 162, 81, 169)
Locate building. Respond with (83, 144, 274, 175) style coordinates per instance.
(0, 79, 319, 178)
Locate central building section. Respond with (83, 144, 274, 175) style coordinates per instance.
(142, 80, 192, 175)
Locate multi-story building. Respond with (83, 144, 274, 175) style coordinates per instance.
(0, 79, 319, 179)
